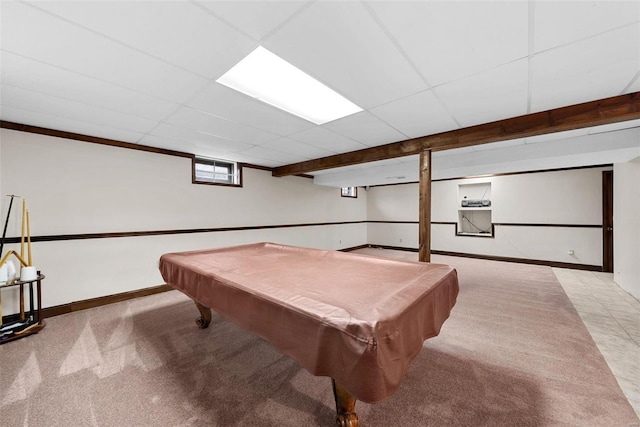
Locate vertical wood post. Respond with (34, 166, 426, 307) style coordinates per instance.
(419, 149, 431, 262)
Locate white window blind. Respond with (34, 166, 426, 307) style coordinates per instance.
(194, 158, 238, 185)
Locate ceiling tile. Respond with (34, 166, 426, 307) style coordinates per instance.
(534, 1, 640, 53)
(1, 84, 158, 133)
(370, 90, 459, 138)
(148, 123, 254, 153)
(187, 83, 315, 136)
(230, 153, 282, 168)
(289, 126, 366, 152)
(260, 137, 336, 158)
(139, 134, 231, 160)
(322, 111, 407, 147)
(194, 0, 309, 41)
(164, 107, 279, 145)
(530, 24, 640, 112)
(1, 1, 208, 103)
(0, 52, 180, 121)
(263, 1, 426, 109)
(368, 1, 528, 86)
(1, 106, 145, 143)
(27, 0, 256, 79)
(237, 146, 308, 165)
(435, 60, 529, 128)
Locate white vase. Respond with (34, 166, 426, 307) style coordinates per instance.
(20, 266, 37, 281)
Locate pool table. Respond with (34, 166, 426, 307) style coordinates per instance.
(159, 242, 459, 426)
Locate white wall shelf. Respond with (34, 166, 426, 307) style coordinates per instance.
(457, 182, 493, 237)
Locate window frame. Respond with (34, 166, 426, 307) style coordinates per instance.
(192, 157, 242, 187)
(340, 187, 358, 198)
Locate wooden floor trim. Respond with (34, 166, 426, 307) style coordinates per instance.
(40, 284, 173, 320)
(1, 284, 173, 324)
(431, 250, 601, 271)
(366, 244, 602, 271)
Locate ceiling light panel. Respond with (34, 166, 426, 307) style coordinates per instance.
(217, 46, 362, 125)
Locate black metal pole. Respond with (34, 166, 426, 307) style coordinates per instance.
(0, 195, 18, 256)
(29, 281, 35, 322)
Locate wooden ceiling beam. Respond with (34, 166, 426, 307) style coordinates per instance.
(272, 91, 640, 177)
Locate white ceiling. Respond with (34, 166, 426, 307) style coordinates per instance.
(1, 1, 639, 186)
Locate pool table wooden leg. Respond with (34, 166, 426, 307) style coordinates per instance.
(332, 379, 359, 427)
(194, 301, 212, 329)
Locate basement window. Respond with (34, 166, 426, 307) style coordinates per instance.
(193, 157, 241, 186)
(341, 187, 357, 198)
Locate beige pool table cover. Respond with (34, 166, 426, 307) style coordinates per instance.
(159, 242, 459, 403)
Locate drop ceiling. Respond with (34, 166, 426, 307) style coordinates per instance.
(1, 1, 639, 186)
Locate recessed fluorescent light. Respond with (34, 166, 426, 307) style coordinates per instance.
(216, 46, 362, 125)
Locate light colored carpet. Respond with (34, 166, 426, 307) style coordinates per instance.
(1, 253, 637, 426)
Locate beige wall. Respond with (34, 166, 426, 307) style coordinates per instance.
(614, 158, 640, 298)
(0, 129, 367, 311)
(367, 167, 610, 266)
(2, 126, 633, 312)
